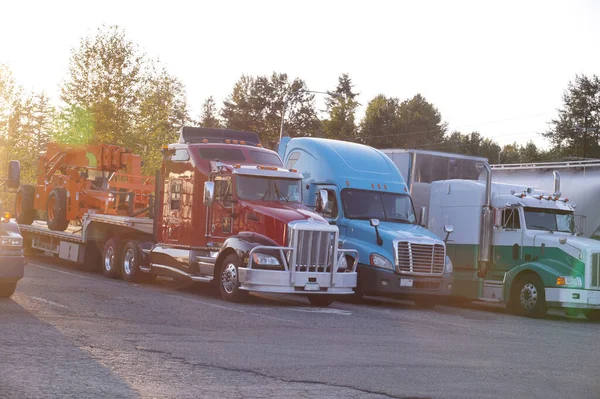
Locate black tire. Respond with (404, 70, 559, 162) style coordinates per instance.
(102, 238, 123, 279)
(0, 282, 17, 298)
(509, 274, 547, 318)
(121, 240, 144, 283)
(81, 241, 102, 273)
(46, 187, 69, 231)
(413, 297, 439, 309)
(22, 236, 42, 255)
(308, 295, 335, 307)
(345, 259, 364, 303)
(218, 254, 249, 303)
(127, 192, 135, 217)
(585, 310, 600, 322)
(15, 185, 35, 225)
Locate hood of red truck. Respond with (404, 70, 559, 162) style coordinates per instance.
(237, 201, 328, 246)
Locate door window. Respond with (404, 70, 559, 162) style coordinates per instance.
(502, 208, 521, 229)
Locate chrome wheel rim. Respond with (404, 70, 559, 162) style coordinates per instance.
(104, 246, 114, 272)
(221, 263, 238, 294)
(520, 283, 538, 310)
(123, 248, 135, 275)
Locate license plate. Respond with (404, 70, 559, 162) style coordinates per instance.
(304, 283, 321, 291)
(400, 279, 414, 287)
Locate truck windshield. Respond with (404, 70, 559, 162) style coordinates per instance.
(236, 175, 302, 203)
(524, 207, 574, 233)
(341, 189, 416, 223)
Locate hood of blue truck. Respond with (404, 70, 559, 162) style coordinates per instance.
(341, 219, 444, 265)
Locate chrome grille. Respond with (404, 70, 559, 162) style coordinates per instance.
(288, 224, 336, 272)
(592, 253, 600, 289)
(396, 242, 445, 274)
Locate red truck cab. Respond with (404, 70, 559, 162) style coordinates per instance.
(148, 128, 357, 306)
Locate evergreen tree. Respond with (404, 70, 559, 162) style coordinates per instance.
(323, 73, 359, 141)
(199, 96, 221, 128)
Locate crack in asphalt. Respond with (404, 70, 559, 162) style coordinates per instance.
(134, 346, 428, 399)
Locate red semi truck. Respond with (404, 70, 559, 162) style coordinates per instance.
(16, 128, 357, 305)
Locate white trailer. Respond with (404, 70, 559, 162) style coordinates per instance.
(491, 160, 600, 239)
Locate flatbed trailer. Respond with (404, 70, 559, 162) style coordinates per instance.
(20, 213, 153, 265)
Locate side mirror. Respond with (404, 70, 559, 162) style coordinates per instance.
(315, 189, 328, 213)
(203, 181, 215, 206)
(370, 218, 380, 227)
(443, 224, 454, 243)
(419, 206, 428, 227)
(7, 160, 20, 189)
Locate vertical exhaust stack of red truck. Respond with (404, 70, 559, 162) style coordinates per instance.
(15, 127, 357, 306)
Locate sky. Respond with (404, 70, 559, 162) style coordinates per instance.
(1, 0, 599, 149)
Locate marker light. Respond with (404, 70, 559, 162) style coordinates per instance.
(240, 141, 246, 145)
(234, 164, 241, 169)
(377, 184, 381, 189)
(371, 184, 375, 188)
(556, 276, 582, 287)
(225, 139, 231, 144)
(202, 139, 208, 143)
(3, 212, 11, 221)
(232, 140, 238, 144)
(257, 144, 263, 147)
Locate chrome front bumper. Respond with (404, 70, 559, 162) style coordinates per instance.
(238, 245, 358, 294)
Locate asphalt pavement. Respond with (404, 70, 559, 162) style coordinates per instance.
(1, 256, 599, 399)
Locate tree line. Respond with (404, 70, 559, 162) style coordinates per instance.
(1, 25, 599, 194)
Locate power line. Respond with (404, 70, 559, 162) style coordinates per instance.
(354, 112, 552, 140)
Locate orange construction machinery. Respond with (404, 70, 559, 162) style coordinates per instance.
(15, 143, 155, 231)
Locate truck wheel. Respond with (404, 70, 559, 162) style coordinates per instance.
(81, 241, 102, 273)
(121, 241, 143, 283)
(15, 185, 35, 225)
(511, 274, 547, 318)
(585, 310, 600, 322)
(102, 238, 123, 279)
(218, 254, 249, 303)
(22, 236, 42, 255)
(413, 298, 438, 309)
(345, 260, 363, 303)
(46, 188, 69, 231)
(308, 295, 335, 307)
(0, 282, 17, 298)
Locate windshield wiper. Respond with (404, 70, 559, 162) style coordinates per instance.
(273, 183, 289, 202)
(530, 225, 554, 233)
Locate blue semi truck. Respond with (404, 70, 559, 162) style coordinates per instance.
(278, 137, 453, 306)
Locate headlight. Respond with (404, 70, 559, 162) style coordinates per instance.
(1, 236, 22, 247)
(556, 276, 582, 288)
(369, 253, 394, 270)
(252, 253, 281, 266)
(444, 256, 453, 275)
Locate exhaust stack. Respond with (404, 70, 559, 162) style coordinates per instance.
(553, 170, 561, 197)
(478, 163, 493, 277)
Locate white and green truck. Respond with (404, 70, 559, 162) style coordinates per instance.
(383, 149, 600, 319)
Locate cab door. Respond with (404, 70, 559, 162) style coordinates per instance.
(491, 207, 524, 277)
(208, 175, 236, 241)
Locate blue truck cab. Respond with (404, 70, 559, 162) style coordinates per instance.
(278, 137, 453, 304)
